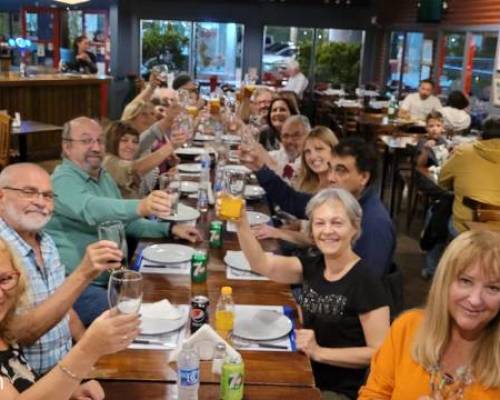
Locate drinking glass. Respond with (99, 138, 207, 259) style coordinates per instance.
(209, 93, 221, 115)
(108, 270, 143, 314)
(98, 220, 128, 268)
(239, 126, 257, 164)
(218, 170, 246, 221)
(159, 173, 180, 216)
(151, 65, 168, 87)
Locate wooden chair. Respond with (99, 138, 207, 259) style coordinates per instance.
(463, 196, 500, 222)
(0, 113, 11, 169)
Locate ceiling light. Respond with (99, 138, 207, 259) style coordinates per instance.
(53, 0, 90, 5)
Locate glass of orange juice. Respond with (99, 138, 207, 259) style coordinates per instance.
(218, 170, 246, 221)
(209, 97, 221, 114)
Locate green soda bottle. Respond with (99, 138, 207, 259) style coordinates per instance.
(220, 354, 244, 400)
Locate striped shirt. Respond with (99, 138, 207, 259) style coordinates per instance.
(0, 218, 71, 375)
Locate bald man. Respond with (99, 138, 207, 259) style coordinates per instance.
(0, 163, 122, 375)
(44, 117, 201, 325)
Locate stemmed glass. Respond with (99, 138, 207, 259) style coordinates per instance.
(108, 270, 143, 314)
(98, 220, 128, 268)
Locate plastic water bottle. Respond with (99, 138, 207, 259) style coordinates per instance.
(200, 148, 211, 183)
(215, 286, 235, 342)
(177, 341, 200, 400)
(214, 160, 226, 193)
(198, 148, 211, 212)
(387, 95, 398, 121)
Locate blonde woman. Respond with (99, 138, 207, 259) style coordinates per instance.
(359, 230, 500, 399)
(295, 126, 339, 193)
(0, 238, 140, 399)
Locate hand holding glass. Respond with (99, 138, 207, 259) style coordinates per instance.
(217, 170, 246, 221)
(108, 270, 143, 315)
(159, 174, 180, 216)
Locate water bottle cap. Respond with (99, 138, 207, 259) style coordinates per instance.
(221, 286, 232, 296)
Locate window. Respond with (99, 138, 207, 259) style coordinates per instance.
(387, 32, 405, 90)
(439, 33, 465, 95)
(402, 32, 425, 90)
(469, 32, 497, 100)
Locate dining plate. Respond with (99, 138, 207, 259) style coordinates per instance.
(222, 134, 241, 142)
(140, 310, 188, 335)
(175, 147, 206, 156)
(177, 163, 202, 173)
(161, 203, 200, 222)
(142, 243, 194, 264)
(244, 185, 265, 199)
(180, 181, 200, 193)
(234, 309, 293, 341)
(246, 211, 271, 226)
(223, 164, 251, 174)
(224, 250, 271, 272)
(194, 133, 215, 141)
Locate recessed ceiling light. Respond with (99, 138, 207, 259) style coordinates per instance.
(54, 0, 90, 5)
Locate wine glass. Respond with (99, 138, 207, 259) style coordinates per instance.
(98, 220, 128, 268)
(108, 270, 143, 314)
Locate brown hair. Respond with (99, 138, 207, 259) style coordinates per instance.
(104, 121, 140, 156)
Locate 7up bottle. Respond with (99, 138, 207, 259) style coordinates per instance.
(220, 354, 244, 400)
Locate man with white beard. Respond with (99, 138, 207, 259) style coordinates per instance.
(0, 162, 122, 392)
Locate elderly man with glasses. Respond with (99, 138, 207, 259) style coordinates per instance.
(0, 163, 122, 385)
(44, 116, 201, 326)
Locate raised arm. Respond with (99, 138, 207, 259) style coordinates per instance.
(234, 208, 303, 284)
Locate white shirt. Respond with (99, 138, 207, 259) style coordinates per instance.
(283, 72, 309, 99)
(269, 146, 302, 184)
(440, 106, 471, 132)
(401, 92, 442, 121)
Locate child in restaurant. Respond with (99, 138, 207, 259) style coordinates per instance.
(416, 111, 449, 170)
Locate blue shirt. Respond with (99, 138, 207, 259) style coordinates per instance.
(256, 166, 396, 276)
(45, 159, 170, 286)
(0, 218, 71, 375)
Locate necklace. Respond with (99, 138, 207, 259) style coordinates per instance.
(428, 364, 473, 400)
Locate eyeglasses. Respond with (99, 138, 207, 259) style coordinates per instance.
(64, 137, 105, 146)
(1, 187, 57, 201)
(0, 272, 20, 291)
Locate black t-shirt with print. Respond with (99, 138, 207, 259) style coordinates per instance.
(297, 254, 389, 399)
(0, 343, 37, 392)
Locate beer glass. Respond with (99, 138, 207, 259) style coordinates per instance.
(218, 170, 246, 221)
(98, 220, 128, 268)
(108, 270, 143, 314)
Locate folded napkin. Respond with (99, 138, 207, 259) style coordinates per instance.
(141, 299, 183, 320)
(168, 324, 239, 362)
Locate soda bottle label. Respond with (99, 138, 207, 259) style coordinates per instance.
(179, 367, 199, 386)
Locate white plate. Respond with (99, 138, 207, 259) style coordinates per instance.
(224, 250, 272, 272)
(234, 309, 292, 341)
(244, 185, 265, 199)
(175, 147, 206, 156)
(222, 134, 241, 142)
(140, 311, 188, 335)
(142, 243, 194, 264)
(223, 164, 251, 174)
(180, 181, 199, 193)
(194, 133, 215, 141)
(161, 203, 200, 222)
(177, 163, 201, 173)
(246, 211, 271, 226)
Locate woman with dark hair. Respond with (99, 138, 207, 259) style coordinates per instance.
(259, 96, 299, 150)
(103, 121, 178, 198)
(68, 36, 97, 74)
(441, 90, 471, 133)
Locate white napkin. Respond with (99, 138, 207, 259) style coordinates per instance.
(168, 324, 239, 362)
(141, 299, 183, 320)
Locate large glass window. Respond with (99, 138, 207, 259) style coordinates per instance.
(469, 32, 497, 100)
(402, 32, 425, 90)
(387, 32, 405, 90)
(439, 32, 465, 95)
(314, 29, 363, 89)
(193, 22, 244, 82)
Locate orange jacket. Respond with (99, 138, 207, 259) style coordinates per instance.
(358, 309, 500, 399)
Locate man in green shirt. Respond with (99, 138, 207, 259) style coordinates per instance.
(45, 116, 201, 325)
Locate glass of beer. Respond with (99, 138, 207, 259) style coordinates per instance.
(218, 170, 246, 221)
(209, 95, 221, 115)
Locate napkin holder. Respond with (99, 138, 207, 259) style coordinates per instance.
(168, 324, 239, 362)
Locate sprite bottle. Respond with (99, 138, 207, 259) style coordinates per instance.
(220, 354, 244, 400)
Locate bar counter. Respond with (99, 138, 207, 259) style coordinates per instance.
(0, 72, 111, 125)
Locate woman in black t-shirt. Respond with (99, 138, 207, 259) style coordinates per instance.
(232, 188, 390, 399)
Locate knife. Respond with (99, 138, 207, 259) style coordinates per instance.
(142, 264, 184, 269)
(255, 343, 288, 350)
(132, 339, 167, 346)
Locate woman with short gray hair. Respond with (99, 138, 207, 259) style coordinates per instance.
(232, 187, 390, 399)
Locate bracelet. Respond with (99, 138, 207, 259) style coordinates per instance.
(58, 363, 84, 381)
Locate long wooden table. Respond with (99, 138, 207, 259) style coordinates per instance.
(11, 120, 62, 161)
(91, 204, 320, 399)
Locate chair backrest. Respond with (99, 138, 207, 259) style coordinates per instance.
(0, 113, 11, 169)
(463, 196, 500, 222)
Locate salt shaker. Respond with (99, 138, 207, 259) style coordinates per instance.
(211, 342, 227, 375)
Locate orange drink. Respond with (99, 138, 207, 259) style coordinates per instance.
(186, 105, 198, 118)
(244, 84, 256, 97)
(209, 98, 221, 114)
(218, 192, 245, 221)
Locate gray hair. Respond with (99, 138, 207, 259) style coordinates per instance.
(305, 188, 363, 243)
(60, 117, 100, 158)
(284, 115, 311, 133)
(288, 60, 300, 71)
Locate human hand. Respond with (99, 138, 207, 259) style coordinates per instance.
(171, 224, 203, 243)
(149, 70, 163, 89)
(296, 329, 320, 361)
(71, 380, 104, 400)
(77, 240, 123, 280)
(238, 146, 265, 172)
(424, 139, 437, 149)
(137, 190, 172, 219)
(79, 309, 140, 358)
(76, 53, 91, 63)
(251, 224, 280, 240)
